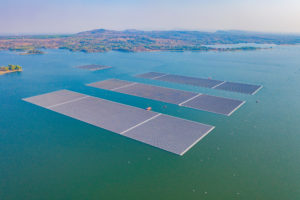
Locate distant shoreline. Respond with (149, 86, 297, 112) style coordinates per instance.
(0, 46, 269, 54)
(0, 29, 298, 53)
(19, 49, 45, 55)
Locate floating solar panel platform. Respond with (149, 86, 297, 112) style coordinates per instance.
(23, 90, 214, 155)
(136, 72, 262, 95)
(76, 64, 112, 71)
(213, 81, 263, 95)
(87, 79, 245, 116)
(136, 72, 166, 79)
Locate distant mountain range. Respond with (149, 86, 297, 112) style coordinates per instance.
(0, 29, 299, 53)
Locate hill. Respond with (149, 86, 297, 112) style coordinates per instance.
(0, 29, 299, 53)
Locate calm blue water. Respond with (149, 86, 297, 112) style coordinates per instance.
(1, 46, 300, 199)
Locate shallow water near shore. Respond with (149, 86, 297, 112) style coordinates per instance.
(1, 46, 300, 200)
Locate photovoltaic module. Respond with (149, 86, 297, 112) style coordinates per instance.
(136, 72, 262, 95)
(23, 90, 214, 155)
(87, 79, 245, 116)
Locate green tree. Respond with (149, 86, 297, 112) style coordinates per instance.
(15, 65, 22, 70)
(1, 64, 22, 71)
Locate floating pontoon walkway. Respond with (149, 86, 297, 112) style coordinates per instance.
(23, 90, 214, 155)
(136, 72, 263, 95)
(87, 79, 245, 116)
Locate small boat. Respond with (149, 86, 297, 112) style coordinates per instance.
(146, 107, 152, 111)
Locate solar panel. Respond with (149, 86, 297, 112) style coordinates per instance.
(214, 81, 262, 95)
(181, 94, 245, 116)
(88, 79, 132, 90)
(135, 72, 166, 79)
(115, 82, 198, 105)
(136, 72, 262, 95)
(23, 90, 214, 155)
(157, 74, 223, 88)
(87, 79, 245, 116)
(123, 114, 214, 155)
(76, 64, 112, 71)
(23, 89, 87, 108)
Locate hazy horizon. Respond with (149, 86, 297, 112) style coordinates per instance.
(1, 0, 300, 34)
(1, 28, 300, 36)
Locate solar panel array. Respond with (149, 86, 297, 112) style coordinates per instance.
(136, 72, 262, 95)
(23, 90, 214, 155)
(87, 79, 245, 116)
(23, 70, 262, 155)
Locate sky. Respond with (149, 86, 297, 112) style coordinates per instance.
(1, 0, 300, 34)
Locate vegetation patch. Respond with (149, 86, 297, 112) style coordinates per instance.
(0, 64, 23, 75)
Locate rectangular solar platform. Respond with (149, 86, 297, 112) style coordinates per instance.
(213, 81, 263, 95)
(23, 90, 214, 155)
(76, 64, 112, 71)
(87, 79, 245, 116)
(136, 72, 262, 95)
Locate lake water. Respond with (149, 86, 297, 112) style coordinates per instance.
(1, 46, 300, 199)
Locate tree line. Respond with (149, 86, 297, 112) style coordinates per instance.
(0, 64, 22, 71)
